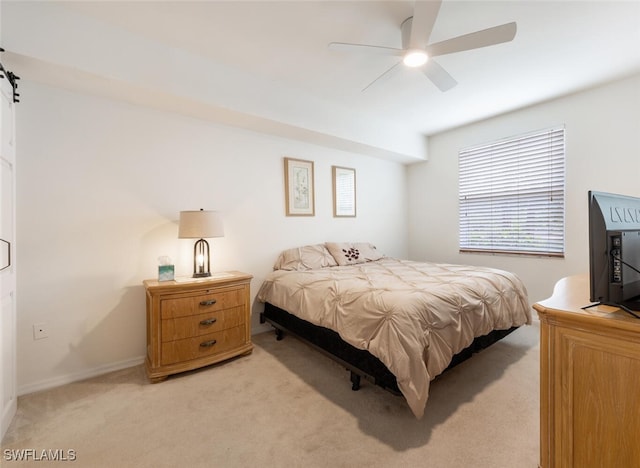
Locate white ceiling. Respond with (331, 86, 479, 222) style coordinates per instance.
(4, 1, 640, 162)
(61, 0, 640, 132)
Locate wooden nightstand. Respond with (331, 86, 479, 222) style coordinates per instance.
(143, 271, 253, 382)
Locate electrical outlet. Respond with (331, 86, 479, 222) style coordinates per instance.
(33, 323, 48, 340)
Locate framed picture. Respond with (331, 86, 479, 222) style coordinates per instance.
(284, 157, 315, 216)
(332, 166, 356, 217)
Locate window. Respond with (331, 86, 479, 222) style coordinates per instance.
(458, 126, 565, 257)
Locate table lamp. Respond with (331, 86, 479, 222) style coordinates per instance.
(178, 209, 224, 277)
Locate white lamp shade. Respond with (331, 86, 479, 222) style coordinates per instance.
(178, 210, 225, 239)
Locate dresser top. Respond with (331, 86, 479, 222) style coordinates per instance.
(534, 274, 640, 332)
(143, 271, 252, 291)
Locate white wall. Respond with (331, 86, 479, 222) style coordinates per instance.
(408, 73, 640, 305)
(16, 81, 408, 394)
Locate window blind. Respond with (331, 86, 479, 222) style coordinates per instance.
(459, 126, 565, 256)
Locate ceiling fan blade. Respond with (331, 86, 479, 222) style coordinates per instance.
(362, 61, 403, 92)
(328, 42, 404, 57)
(426, 22, 517, 57)
(409, 0, 442, 49)
(422, 59, 457, 92)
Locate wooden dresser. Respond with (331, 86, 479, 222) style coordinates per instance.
(143, 271, 253, 382)
(533, 275, 640, 468)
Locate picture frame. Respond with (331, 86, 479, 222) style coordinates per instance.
(284, 157, 315, 216)
(332, 166, 356, 217)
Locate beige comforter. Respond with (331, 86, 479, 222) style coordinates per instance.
(256, 258, 531, 418)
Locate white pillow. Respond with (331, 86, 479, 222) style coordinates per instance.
(273, 244, 338, 271)
(325, 242, 384, 266)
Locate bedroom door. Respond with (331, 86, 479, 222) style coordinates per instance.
(0, 68, 17, 441)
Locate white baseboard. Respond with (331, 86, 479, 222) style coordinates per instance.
(17, 356, 145, 397)
(1, 397, 17, 442)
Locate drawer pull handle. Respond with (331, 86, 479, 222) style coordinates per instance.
(199, 299, 217, 306)
(199, 318, 217, 326)
(0, 238, 10, 271)
(200, 339, 217, 348)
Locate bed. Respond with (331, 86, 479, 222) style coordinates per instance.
(257, 243, 531, 419)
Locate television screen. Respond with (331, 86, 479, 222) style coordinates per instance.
(589, 191, 640, 312)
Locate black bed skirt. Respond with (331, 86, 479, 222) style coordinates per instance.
(260, 302, 517, 395)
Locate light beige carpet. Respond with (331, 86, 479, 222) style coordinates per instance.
(2, 322, 540, 467)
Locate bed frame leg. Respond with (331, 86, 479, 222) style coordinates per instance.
(275, 328, 284, 341)
(350, 371, 361, 391)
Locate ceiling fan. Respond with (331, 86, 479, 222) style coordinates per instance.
(328, 1, 517, 92)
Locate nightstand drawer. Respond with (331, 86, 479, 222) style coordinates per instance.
(160, 305, 244, 342)
(160, 286, 245, 319)
(160, 325, 246, 366)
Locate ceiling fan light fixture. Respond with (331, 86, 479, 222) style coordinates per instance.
(403, 50, 428, 68)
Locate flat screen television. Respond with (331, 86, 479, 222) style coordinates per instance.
(589, 191, 640, 316)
